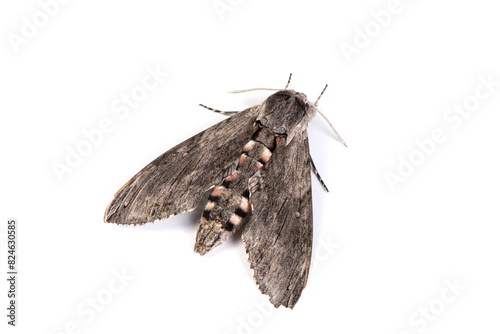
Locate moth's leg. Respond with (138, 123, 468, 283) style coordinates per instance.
(313, 84, 328, 106)
(199, 104, 239, 116)
(309, 154, 329, 192)
(284, 73, 292, 89)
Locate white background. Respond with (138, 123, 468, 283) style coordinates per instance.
(1, 0, 499, 333)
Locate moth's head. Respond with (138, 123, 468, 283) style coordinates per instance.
(257, 89, 317, 145)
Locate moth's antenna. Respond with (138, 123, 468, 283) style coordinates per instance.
(284, 73, 292, 89)
(228, 88, 280, 93)
(317, 110, 347, 147)
(314, 84, 348, 147)
(228, 74, 292, 94)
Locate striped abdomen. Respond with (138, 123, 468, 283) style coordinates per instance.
(194, 126, 280, 255)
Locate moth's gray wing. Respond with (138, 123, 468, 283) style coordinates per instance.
(104, 106, 259, 225)
(242, 132, 313, 309)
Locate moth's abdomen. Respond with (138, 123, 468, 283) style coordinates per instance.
(206, 184, 250, 230)
(238, 126, 280, 173)
(194, 176, 250, 255)
(194, 126, 279, 255)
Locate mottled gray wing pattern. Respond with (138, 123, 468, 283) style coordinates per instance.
(242, 132, 313, 308)
(104, 106, 260, 225)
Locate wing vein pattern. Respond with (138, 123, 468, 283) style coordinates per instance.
(104, 106, 260, 225)
(243, 132, 313, 308)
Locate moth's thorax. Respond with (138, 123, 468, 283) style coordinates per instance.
(257, 89, 316, 144)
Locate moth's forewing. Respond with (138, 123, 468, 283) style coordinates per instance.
(104, 106, 259, 225)
(242, 133, 313, 309)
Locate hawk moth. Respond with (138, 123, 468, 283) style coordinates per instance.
(104, 75, 346, 308)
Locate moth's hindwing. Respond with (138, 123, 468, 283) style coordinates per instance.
(242, 131, 313, 309)
(104, 106, 259, 225)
